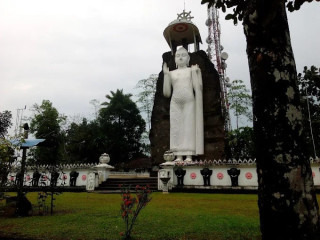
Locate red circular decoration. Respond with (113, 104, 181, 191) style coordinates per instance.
(82, 175, 87, 181)
(190, 172, 197, 179)
(217, 172, 224, 180)
(26, 175, 31, 181)
(43, 176, 48, 181)
(245, 172, 253, 180)
(173, 23, 189, 32)
(312, 172, 315, 178)
(10, 176, 14, 181)
(63, 175, 68, 180)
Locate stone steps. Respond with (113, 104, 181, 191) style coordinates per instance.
(96, 177, 159, 192)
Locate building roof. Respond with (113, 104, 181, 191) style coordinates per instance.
(10, 139, 45, 148)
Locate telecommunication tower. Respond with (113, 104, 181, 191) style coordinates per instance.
(206, 5, 231, 131)
(14, 106, 26, 137)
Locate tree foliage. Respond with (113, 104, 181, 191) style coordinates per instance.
(30, 93, 147, 167)
(64, 118, 103, 163)
(298, 66, 320, 158)
(30, 100, 66, 165)
(98, 89, 146, 165)
(135, 74, 157, 131)
(0, 110, 12, 138)
(227, 126, 255, 159)
(227, 80, 252, 129)
(201, 0, 316, 25)
(0, 139, 15, 191)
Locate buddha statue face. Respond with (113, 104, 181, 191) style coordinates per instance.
(175, 47, 190, 68)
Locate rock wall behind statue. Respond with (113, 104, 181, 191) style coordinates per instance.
(150, 50, 225, 165)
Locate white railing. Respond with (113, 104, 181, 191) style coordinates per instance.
(109, 171, 150, 177)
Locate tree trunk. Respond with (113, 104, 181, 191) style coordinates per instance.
(243, 1, 320, 239)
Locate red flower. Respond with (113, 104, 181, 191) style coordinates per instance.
(125, 200, 132, 206)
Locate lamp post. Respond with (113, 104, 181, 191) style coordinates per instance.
(12, 123, 45, 216)
(17, 123, 29, 216)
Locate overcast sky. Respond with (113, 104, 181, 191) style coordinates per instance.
(1, 0, 319, 134)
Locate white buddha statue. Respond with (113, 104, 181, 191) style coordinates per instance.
(163, 47, 204, 162)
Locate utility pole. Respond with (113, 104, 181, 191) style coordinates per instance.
(17, 123, 30, 216)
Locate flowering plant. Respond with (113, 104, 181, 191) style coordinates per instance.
(119, 184, 152, 239)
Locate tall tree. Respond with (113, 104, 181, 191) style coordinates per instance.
(0, 110, 12, 138)
(135, 74, 158, 131)
(65, 118, 103, 163)
(30, 100, 66, 165)
(89, 99, 101, 120)
(98, 89, 146, 165)
(298, 66, 320, 158)
(227, 126, 255, 159)
(201, 0, 320, 239)
(135, 74, 158, 156)
(0, 139, 15, 192)
(227, 79, 252, 129)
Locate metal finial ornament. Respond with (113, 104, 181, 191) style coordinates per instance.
(177, 9, 194, 21)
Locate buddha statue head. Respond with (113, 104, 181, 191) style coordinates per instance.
(175, 47, 190, 68)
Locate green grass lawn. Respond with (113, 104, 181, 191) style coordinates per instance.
(0, 192, 267, 240)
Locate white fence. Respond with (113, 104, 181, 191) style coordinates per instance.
(6, 163, 113, 191)
(158, 158, 320, 191)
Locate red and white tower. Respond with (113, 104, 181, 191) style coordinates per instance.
(206, 5, 231, 131)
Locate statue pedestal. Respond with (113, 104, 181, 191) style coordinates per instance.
(86, 172, 98, 191)
(159, 169, 171, 194)
(95, 163, 114, 184)
(157, 160, 259, 192)
(94, 153, 114, 184)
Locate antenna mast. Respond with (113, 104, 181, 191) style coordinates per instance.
(206, 5, 231, 131)
(14, 106, 26, 137)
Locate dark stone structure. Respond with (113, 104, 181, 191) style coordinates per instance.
(32, 170, 41, 187)
(227, 168, 241, 187)
(200, 168, 213, 186)
(15, 171, 23, 186)
(150, 50, 226, 165)
(70, 170, 79, 187)
(174, 168, 186, 186)
(50, 170, 59, 187)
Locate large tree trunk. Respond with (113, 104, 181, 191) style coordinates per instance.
(243, 1, 320, 239)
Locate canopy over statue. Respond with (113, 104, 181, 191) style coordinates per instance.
(163, 9, 202, 54)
